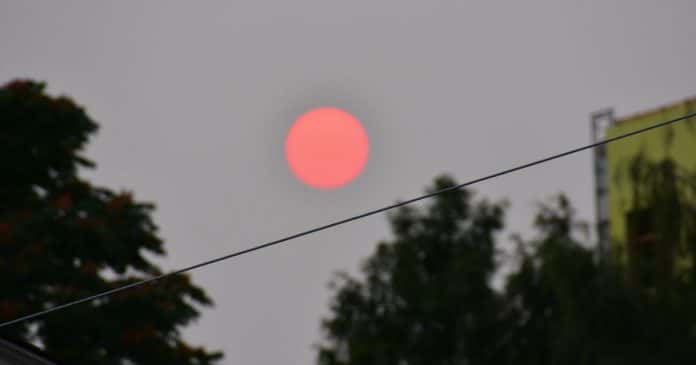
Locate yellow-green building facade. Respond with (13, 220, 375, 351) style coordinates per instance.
(593, 97, 696, 277)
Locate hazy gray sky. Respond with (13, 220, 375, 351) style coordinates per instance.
(2, 1, 695, 363)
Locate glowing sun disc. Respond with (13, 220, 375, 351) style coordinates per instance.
(285, 107, 369, 189)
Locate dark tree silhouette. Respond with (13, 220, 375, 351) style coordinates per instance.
(502, 195, 651, 364)
(0, 80, 222, 365)
(320, 172, 696, 365)
(318, 176, 507, 365)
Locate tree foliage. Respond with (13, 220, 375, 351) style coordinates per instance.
(319, 176, 507, 365)
(502, 196, 663, 364)
(0, 80, 222, 365)
(320, 169, 696, 364)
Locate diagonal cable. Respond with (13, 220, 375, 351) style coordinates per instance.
(1, 111, 695, 329)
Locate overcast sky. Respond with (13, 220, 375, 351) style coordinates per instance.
(2, 1, 695, 364)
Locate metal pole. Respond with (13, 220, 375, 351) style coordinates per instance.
(591, 109, 615, 261)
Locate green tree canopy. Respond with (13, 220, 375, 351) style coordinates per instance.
(320, 173, 696, 365)
(502, 195, 652, 364)
(318, 176, 507, 365)
(0, 80, 222, 365)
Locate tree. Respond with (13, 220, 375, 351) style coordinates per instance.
(0, 80, 222, 364)
(621, 153, 696, 289)
(502, 195, 650, 365)
(318, 176, 507, 365)
(621, 154, 696, 361)
(319, 173, 696, 365)
(504, 191, 696, 364)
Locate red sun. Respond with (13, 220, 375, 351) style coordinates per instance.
(285, 107, 369, 189)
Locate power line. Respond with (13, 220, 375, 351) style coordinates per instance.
(1, 111, 695, 329)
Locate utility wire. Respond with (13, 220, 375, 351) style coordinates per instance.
(1, 111, 695, 329)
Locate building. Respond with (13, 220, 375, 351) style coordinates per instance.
(592, 97, 696, 285)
